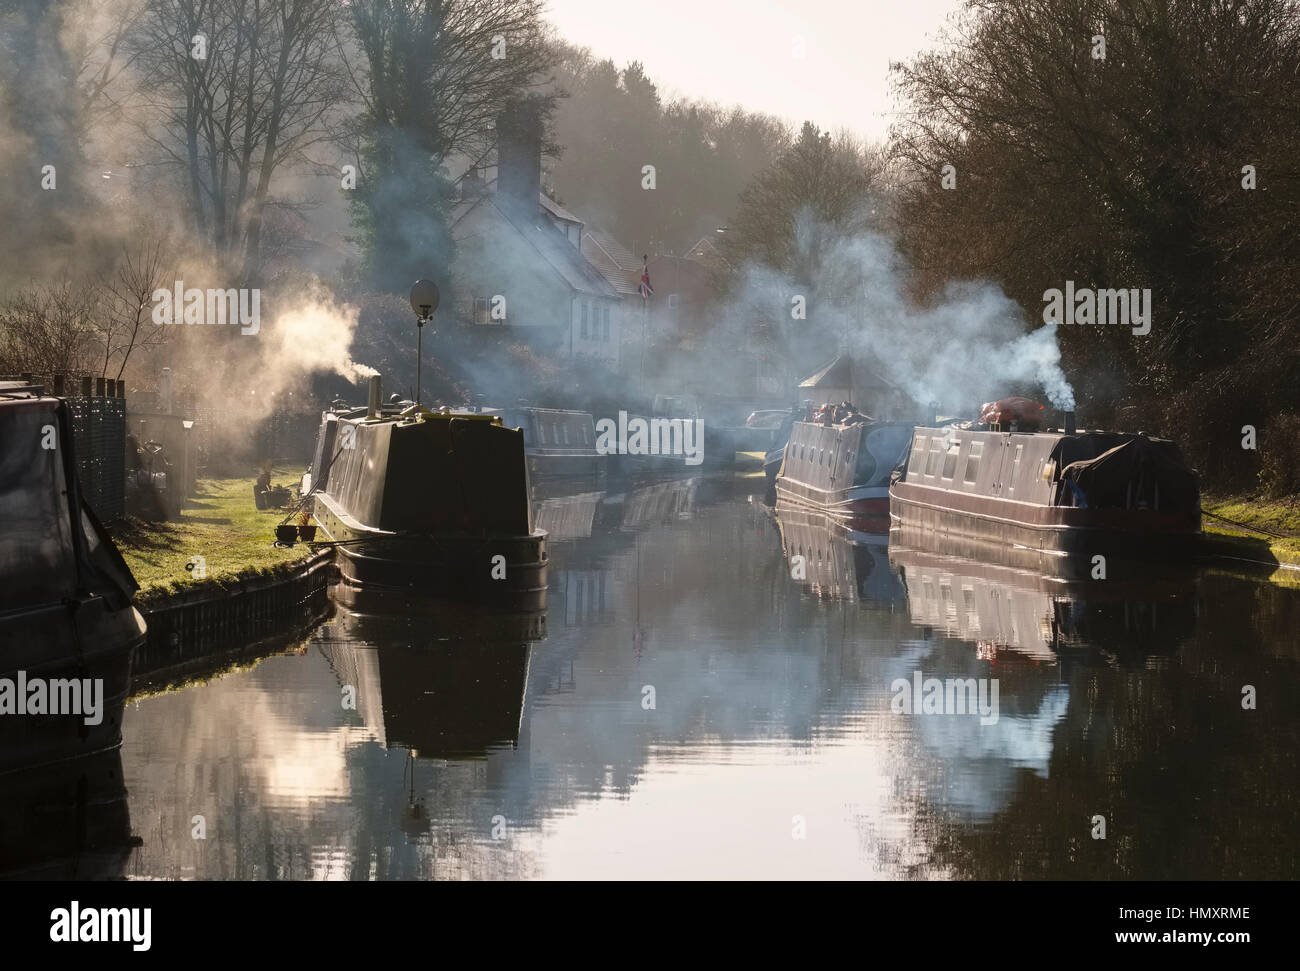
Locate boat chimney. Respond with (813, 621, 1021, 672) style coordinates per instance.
(1063, 410, 1076, 435)
(367, 374, 382, 418)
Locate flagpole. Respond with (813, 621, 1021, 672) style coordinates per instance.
(639, 254, 649, 398)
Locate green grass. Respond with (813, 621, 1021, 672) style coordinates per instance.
(111, 468, 314, 607)
(1201, 493, 1300, 574)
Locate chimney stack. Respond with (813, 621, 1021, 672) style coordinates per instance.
(367, 374, 382, 418)
(496, 100, 543, 217)
(1063, 410, 1076, 435)
(159, 367, 173, 414)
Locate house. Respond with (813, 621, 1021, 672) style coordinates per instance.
(450, 104, 625, 364)
(643, 246, 720, 343)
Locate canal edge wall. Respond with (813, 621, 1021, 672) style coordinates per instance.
(132, 549, 337, 690)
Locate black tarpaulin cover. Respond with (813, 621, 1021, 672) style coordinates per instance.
(1059, 436, 1198, 510)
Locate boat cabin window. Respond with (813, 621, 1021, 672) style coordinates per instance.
(908, 436, 926, 474)
(538, 424, 546, 445)
(964, 441, 984, 484)
(561, 425, 569, 445)
(1010, 444, 1023, 492)
(924, 441, 941, 477)
(941, 441, 960, 480)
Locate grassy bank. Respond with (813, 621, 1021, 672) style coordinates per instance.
(1201, 494, 1300, 575)
(112, 468, 314, 607)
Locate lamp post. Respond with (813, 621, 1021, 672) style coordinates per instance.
(409, 279, 440, 406)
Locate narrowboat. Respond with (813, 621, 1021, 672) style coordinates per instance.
(501, 406, 605, 481)
(301, 378, 548, 610)
(763, 408, 801, 484)
(889, 400, 1201, 567)
(0, 386, 144, 775)
(772, 405, 914, 524)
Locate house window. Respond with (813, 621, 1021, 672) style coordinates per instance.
(964, 441, 984, 484)
(581, 300, 589, 338)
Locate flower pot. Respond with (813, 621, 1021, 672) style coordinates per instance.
(298, 524, 318, 542)
(275, 524, 298, 545)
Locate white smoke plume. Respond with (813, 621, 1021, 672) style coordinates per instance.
(726, 219, 1077, 415)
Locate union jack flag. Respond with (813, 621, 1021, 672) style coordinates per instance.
(639, 258, 654, 298)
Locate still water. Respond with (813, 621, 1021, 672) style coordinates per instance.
(116, 473, 1299, 880)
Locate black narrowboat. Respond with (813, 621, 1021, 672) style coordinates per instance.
(302, 379, 548, 610)
(0, 388, 143, 776)
(889, 402, 1201, 567)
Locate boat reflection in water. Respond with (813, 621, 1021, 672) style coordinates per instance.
(889, 525, 1198, 666)
(883, 532, 1198, 822)
(771, 506, 903, 607)
(314, 590, 545, 761)
(0, 746, 136, 879)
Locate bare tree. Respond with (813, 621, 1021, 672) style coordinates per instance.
(0, 281, 100, 377)
(94, 230, 174, 379)
(130, 0, 347, 278)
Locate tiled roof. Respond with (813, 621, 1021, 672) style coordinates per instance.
(582, 229, 642, 296)
(684, 235, 732, 270)
(452, 187, 619, 298)
(540, 195, 584, 225)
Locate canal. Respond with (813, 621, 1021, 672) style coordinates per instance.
(117, 473, 1300, 879)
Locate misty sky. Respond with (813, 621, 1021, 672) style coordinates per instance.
(544, 0, 964, 141)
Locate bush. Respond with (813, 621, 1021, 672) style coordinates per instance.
(1259, 413, 1300, 498)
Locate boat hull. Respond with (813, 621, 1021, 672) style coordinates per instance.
(890, 482, 1200, 562)
(316, 492, 548, 610)
(774, 477, 891, 523)
(0, 600, 140, 775)
(526, 450, 606, 481)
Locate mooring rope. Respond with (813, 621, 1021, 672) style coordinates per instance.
(1200, 507, 1291, 539)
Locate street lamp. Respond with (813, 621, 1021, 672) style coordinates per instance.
(408, 279, 440, 406)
